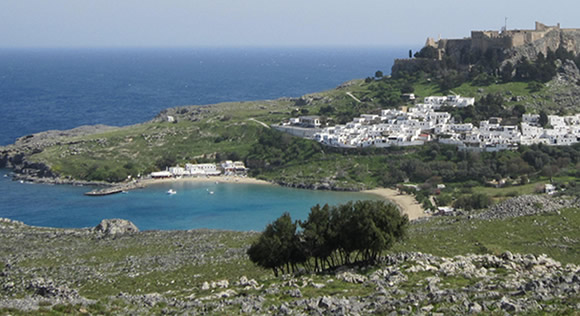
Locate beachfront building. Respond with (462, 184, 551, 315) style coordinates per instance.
(151, 171, 172, 179)
(221, 160, 248, 175)
(169, 166, 186, 176)
(150, 161, 251, 179)
(185, 163, 221, 176)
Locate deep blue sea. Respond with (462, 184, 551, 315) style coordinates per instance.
(0, 47, 405, 231)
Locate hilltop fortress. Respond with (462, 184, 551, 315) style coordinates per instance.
(392, 21, 580, 76)
(426, 22, 580, 60)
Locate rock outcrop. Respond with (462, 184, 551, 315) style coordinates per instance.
(92, 219, 139, 236)
(505, 29, 580, 66)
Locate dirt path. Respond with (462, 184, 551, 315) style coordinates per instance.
(346, 92, 362, 103)
(248, 118, 270, 129)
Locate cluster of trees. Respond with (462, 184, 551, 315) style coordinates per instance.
(244, 129, 580, 193)
(388, 142, 579, 210)
(452, 193, 493, 211)
(245, 129, 322, 173)
(413, 46, 438, 59)
(440, 93, 526, 126)
(247, 200, 408, 276)
(376, 142, 580, 191)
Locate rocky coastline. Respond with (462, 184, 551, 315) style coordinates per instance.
(0, 127, 367, 193)
(0, 124, 120, 187)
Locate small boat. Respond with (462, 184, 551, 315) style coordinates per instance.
(167, 189, 177, 195)
(208, 191, 214, 195)
(19, 180, 24, 184)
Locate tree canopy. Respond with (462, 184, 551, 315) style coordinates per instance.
(247, 200, 408, 275)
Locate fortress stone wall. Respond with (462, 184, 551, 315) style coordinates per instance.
(393, 21, 580, 76)
(425, 22, 580, 60)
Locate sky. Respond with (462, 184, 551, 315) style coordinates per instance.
(1, 0, 579, 48)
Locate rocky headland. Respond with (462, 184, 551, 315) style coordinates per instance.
(0, 125, 120, 186)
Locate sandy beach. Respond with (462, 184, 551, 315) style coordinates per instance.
(363, 188, 428, 220)
(138, 175, 273, 187)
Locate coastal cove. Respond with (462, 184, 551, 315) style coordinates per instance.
(0, 169, 387, 231)
(0, 47, 409, 231)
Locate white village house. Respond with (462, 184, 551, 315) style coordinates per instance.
(308, 94, 580, 152)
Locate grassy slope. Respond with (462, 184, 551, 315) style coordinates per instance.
(30, 99, 294, 180)
(23, 75, 560, 186)
(27, 82, 375, 182)
(1, 207, 579, 314)
(392, 207, 580, 265)
(412, 78, 550, 110)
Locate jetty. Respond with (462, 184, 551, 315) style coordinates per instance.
(84, 182, 144, 196)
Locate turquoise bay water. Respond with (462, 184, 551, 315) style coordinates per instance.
(0, 47, 404, 230)
(0, 170, 379, 231)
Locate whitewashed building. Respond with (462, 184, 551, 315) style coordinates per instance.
(308, 94, 580, 152)
(185, 163, 221, 176)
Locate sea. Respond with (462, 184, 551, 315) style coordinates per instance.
(0, 46, 406, 231)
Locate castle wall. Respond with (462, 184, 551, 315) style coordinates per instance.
(530, 32, 546, 42)
(421, 22, 580, 66)
(471, 34, 512, 52)
(444, 39, 471, 58)
(510, 33, 527, 47)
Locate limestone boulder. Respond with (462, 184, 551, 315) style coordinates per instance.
(93, 219, 139, 236)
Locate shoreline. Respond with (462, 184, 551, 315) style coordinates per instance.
(363, 188, 428, 221)
(6, 169, 426, 221)
(141, 177, 427, 221)
(137, 175, 273, 187)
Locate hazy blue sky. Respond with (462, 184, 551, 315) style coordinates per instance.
(1, 0, 578, 48)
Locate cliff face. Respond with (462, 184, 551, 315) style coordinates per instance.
(504, 29, 580, 65)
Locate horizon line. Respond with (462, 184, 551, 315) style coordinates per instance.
(0, 44, 418, 50)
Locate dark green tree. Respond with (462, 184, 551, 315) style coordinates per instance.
(452, 193, 492, 211)
(539, 110, 549, 127)
(300, 204, 333, 271)
(247, 212, 304, 276)
(511, 104, 526, 118)
(501, 61, 514, 82)
(414, 46, 438, 59)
